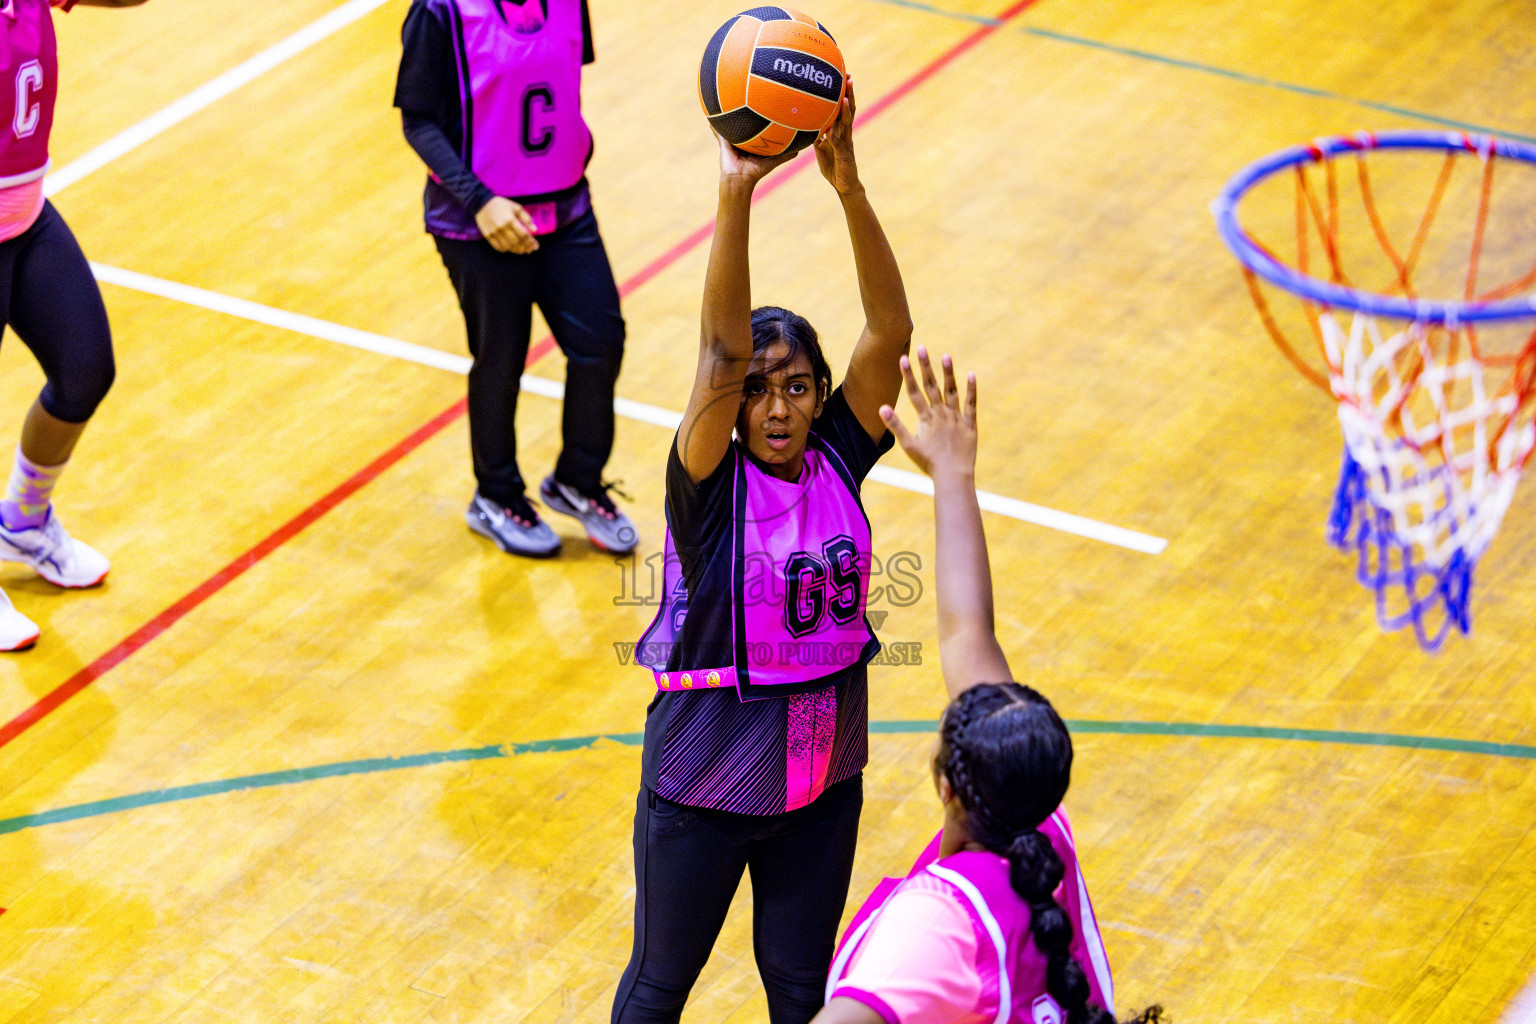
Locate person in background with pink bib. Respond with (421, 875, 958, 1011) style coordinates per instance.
(816, 350, 1163, 1024)
(394, 0, 637, 558)
(0, 0, 146, 651)
(614, 85, 912, 1024)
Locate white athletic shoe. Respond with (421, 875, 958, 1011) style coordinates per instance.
(0, 509, 110, 588)
(0, 587, 38, 651)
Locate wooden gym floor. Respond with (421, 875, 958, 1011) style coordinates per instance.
(2, 0, 1535, 1021)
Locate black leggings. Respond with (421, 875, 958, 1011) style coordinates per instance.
(434, 207, 625, 505)
(612, 776, 863, 1024)
(0, 201, 115, 424)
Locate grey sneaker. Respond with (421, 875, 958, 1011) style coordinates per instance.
(466, 491, 561, 558)
(539, 475, 639, 553)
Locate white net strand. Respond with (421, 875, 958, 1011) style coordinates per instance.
(1320, 310, 1536, 572)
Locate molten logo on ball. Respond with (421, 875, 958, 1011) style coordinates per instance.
(772, 56, 836, 90)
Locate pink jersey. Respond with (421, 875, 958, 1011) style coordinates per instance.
(449, 0, 591, 199)
(0, 0, 66, 241)
(828, 813, 1114, 1024)
(0, 0, 59, 187)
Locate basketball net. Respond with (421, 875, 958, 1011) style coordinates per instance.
(1229, 133, 1536, 650)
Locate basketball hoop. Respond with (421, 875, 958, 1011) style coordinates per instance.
(1213, 130, 1536, 650)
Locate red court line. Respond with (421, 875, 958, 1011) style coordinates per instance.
(0, 399, 469, 751)
(0, 0, 1041, 753)
(532, 0, 1040, 361)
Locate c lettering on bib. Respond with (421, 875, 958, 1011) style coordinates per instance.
(520, 82, 555, 154)
(13, 60, 42, 140)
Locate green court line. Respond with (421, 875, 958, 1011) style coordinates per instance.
(1, 720, 1532, 837)
(0, 746, 502, 836)
(1061, 720, 1536, 759)
(1015, 27, 1536, 145)
(861, 0, 1535, 145)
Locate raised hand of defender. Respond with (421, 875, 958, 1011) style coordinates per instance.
(879, 347, 977, 479)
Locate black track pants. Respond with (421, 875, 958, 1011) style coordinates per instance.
(0, 201, 114, 424)
(434, 207, 625, 504)
(611, 776, 864, 1024)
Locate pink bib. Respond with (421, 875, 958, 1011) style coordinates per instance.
(450, 0, 591, 199)
(0, 0, 57, 188)
(638, 439, 880, 700)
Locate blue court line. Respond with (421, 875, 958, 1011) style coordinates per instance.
(1, 720, 1532, 837)
(861, 0, 1536, 145)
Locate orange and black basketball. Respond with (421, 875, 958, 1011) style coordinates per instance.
(698, 7, 847, 157)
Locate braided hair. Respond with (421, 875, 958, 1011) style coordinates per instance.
(938, 684, 1162, 1024)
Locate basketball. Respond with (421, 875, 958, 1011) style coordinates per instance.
(699, 7, 847, 157)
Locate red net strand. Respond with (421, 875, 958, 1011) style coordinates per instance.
(1243, 268, 1329, 391)
(1464, 151, 1496, 303)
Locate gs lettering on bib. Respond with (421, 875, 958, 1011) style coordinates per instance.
(447, 0, 591, 199)
(0, 0, 57, 187)
(638, 435, 882, 701)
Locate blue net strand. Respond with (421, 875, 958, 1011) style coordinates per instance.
(1327, 447, 1475, 652)
(1326, 446, 1368, 547)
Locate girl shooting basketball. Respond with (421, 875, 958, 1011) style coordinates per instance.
(816, 350, 1162, 1024)
(613, 82, 912, 1024)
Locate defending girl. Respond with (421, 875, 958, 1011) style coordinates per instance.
(816, 350, 1163, 1024)
(614, 85, 912, 1024)
(0, 0, 145, 650)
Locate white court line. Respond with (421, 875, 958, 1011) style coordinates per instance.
(1505, 974, 1536, 1024)
(89, 262, 1170, 555)
(90, 264, 473, 374)
(46, 0, 393, 196)
(864, 465, 1167, 555)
